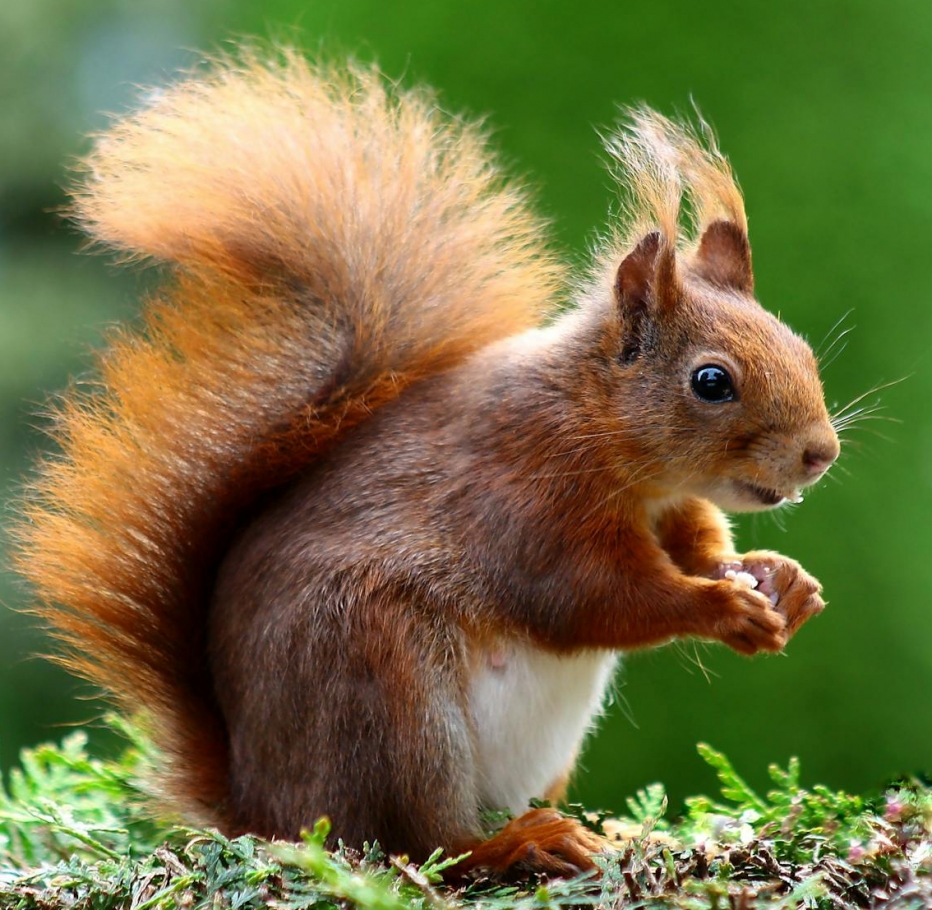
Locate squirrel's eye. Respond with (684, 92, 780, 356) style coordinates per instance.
(691, 364, 736, 403)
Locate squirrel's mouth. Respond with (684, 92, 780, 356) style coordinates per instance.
(734, 480, 801, 508)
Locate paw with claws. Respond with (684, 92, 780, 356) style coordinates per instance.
(709, 551, 824, 654)
(451, 808, 608, 880)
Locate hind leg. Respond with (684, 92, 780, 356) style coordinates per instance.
(217, 592, 482, 858)
(449, 808, 608, 879)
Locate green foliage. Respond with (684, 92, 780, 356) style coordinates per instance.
(625, 783, 668, 826)
(1, 731, 931, 908)
(0, 727, 161, 869)
(680, 743, 871, 865)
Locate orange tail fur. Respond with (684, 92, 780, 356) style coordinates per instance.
(13, 49, 562, 826)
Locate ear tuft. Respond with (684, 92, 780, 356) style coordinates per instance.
(614, 231, 677, 308)
(693, 220, 753, 293)
(613, 231, 676, 363)
(615, 231, 659, 306)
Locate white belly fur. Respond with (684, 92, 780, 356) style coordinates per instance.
(467, 640, 618, 814)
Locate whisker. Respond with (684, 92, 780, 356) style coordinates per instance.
(832, 400, 890, 419)
(835, 423, 899, 439)
(672, 640, 717, 683)
(608, 684, 639, 730)
(820, 329, 853, 371)
(567, 429, 635, 442)
(578, 465, 664, 522)
(542, 442, 620, 463)
(834, 411, 899, 443)
(831, 377, 908, 422)
(769, 507, 788, 532)
(848, 428, 895, 444)
(548, 427, 709, 464)
(833, 415, 897, 433)
(816, 309, 854, 359)
(833, 405, 886, 423)
(526, 462, 620, 480)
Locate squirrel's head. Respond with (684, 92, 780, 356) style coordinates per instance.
(593, 108, 838, 512)
(608, 223, 839, 513)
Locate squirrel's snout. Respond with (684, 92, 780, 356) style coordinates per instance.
(801, 433, 840, 479)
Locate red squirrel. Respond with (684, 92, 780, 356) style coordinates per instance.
(14, 50, 839, 877)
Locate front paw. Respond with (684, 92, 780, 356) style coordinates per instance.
(715, 551, 825, 639)
(709, 582, 788, 655)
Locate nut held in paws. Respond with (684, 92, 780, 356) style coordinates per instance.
(724, 569, 760, 590)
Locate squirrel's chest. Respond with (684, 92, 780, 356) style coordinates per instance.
(466, 641, 617, 815)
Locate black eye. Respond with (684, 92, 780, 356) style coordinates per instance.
(691, 364, 736, 403)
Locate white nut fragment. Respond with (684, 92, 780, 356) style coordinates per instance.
(724, 569, 759, 590)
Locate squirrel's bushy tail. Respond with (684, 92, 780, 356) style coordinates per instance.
(13, 50, 562, 827)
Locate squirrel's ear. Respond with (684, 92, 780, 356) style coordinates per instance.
(693, 220, 753, 293)
(614, 231, 676, 363)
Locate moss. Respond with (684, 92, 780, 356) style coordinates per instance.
(1, 723, 929, 909)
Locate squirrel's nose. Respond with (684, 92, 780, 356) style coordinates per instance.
(802, 436, 840, 478)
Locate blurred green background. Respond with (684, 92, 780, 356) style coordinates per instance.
(1, 0, 929, 818)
